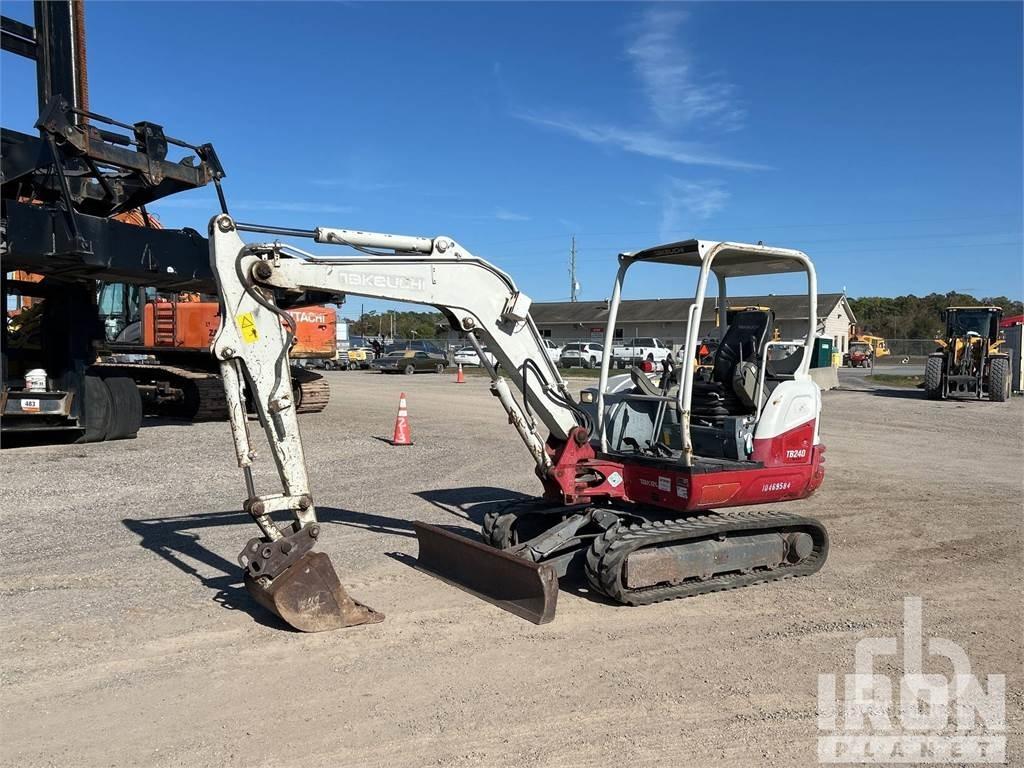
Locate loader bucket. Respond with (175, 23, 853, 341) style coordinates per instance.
(244, 551, 384, 632)
(413, 522, 559, 624)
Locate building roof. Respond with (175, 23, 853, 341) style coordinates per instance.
(531, 293, 849, 325)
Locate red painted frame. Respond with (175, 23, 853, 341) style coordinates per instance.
(541, 423, 825, 513)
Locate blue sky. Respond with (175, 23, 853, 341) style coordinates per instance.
(3, 1, 1021, 319)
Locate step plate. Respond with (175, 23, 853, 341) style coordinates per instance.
(413, 521, 558, 624)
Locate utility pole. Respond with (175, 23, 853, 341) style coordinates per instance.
(569, 235, 578, 302)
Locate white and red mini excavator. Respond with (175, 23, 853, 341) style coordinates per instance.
(208, 214, 829, 631)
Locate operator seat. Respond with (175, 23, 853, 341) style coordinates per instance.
(692, 309, 774, 419)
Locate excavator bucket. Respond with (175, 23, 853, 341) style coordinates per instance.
(244, 552, 384, 632)
(413, 522, 559, 624)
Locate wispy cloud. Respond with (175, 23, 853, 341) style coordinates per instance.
(659, 179, 729, 241)
(515, 112, 769, 171)
(495, 208, 531, 222)
(513, 7, 763, 175)
(621, 196, 656, 208)
(627, 8, 744, 130)
(309, 176, 403, 192)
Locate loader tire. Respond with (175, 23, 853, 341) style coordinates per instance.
(924, 356, 944, 400)
(75, 375, 113, 443)
(989, 358, 1010, 402)
(102, 376, 143, 440)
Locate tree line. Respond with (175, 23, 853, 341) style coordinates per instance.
(848, 292, 1022, 339)
(343, 292, 1023, 343)
(348, 309, 446, 340)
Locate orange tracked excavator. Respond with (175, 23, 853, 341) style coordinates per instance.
(95, 282, 334, 419)
(88, 214, 334, 419)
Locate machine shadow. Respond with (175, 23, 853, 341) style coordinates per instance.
(1, 431, 81, 449)
(414, 485, 533, 527)
(121, 504, 423, 628)
(871, 388, 928, 400)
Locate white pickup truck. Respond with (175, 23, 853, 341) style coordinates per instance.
(611, 337, 672, 368)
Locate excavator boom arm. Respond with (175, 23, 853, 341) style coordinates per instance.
(206, 214, 587, 629)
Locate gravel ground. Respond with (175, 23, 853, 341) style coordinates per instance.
(1, 371, 1021, 767)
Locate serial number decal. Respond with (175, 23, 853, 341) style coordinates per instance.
(762, 481, 792, 493)
(638, 476, 675, 494)
(785, 449, 808, 459)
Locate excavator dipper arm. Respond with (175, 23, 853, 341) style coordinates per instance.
(208, 214, 588, 629)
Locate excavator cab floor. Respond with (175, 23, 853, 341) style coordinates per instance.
(413, 522, 559, 624)
(245, 551, 384, 632)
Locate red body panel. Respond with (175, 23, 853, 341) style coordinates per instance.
(750, 419, 816, 467)
(543, 422, 825, 513)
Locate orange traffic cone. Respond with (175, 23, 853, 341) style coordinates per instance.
(390, 392, 413, 446)
(455, 363, 466, 384)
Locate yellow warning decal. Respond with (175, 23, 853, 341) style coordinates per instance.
(236, 312, 259, 343)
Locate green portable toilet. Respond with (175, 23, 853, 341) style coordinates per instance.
(811, 337, 834, 368)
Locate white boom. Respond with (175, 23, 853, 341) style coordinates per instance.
(208, 214, 585, 542)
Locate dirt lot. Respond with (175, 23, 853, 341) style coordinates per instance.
(2, 372, 1021, 767)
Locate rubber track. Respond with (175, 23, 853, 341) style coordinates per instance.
(481, 499, 552, 549)
(94, 363, 227, 420)
(191, 375, 229, 420)
(584, 509, 829, 606)
(290, 367, 330, 414)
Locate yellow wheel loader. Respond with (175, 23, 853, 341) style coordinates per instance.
(925, 307, 1010, 402)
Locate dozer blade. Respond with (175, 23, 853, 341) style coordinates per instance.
(244, 551, 384, 632)
(413, 521, 558, 624)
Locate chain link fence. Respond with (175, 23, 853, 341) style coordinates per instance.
(884, 339, 938, 358)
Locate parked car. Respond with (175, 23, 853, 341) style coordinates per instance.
(542, 339, 562, 365)
(559, 342, 604, 368)
(385, 340, 448, 359)
(612, 337, 671, 368)
(452, 345, 496, 367)
(370, 350, 448, 375)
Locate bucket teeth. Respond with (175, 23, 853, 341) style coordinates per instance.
(413, 521, 558, 624)
(245, 551, 383, 632)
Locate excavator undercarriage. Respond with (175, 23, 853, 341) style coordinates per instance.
(208, 214, 831, 630)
